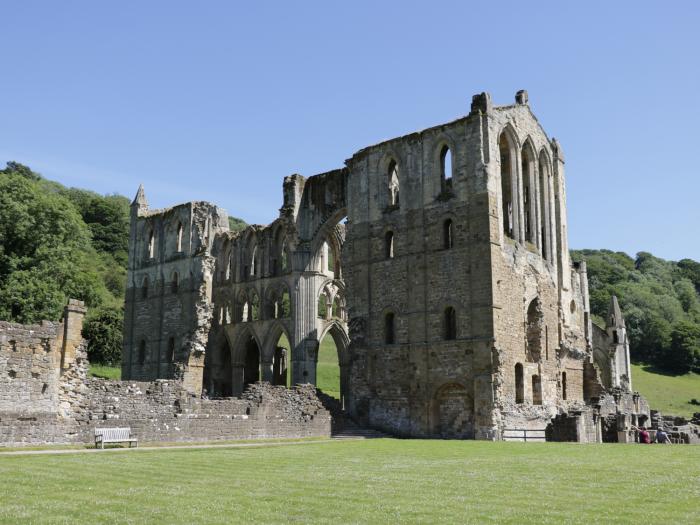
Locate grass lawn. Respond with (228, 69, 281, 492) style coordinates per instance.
(316, 335, 340, 399)
(631, 363, 700, 417)
(0, 439, 698, 524)
(88, 363, 121, 380)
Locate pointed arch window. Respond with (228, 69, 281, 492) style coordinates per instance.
(515, 363, 524, 404)
(148, 230, 155, 259)
(443, 219, 454, 249)
(499, 132, 515, 239)
(176, 222, 183, 252)
(440, 145, 453, 191)
(171, 272, 179, 294)
(388, 160, 400, 207)
(385, 231, 394, 259)
(522, 143, 536, 244)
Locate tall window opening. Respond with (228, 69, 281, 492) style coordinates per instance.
(440, 145, 453, 190)
(385, 231, 394, 259)
(385, 312, 395, 344)
(142, 276, 149, 299)
(515, 363, 524, 404)
(171, 272, 179, 294)
(522, 144, 536, 243)
(526, 298, 543, 362)
(499, 132, 515, 239)
(318, 293, 328, 320)
(443, 219, 454, 249)
(562, 371, 568, 400)
(532, 374, 543, 405)
(148, 230, 155, 259)
(388, 160, 400, 207)
(538, 151, 550, 260)
(176, 222, 183, 252)
(444, 306, 457, 340)
(138, 340, 146, 365)
(250, 292, 260, 321)
(167, 337, 175, 363)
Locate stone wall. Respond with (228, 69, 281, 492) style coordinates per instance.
(1, 301, 331, 447)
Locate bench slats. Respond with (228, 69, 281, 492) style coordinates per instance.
(94, 427, 138, 449)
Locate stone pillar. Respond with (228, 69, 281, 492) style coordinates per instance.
(261, 359, 274, 383)
(291, 269, 325, 386)
(60, 299, 87, 372)
(231, 364, 244, 397)
(552, 139, 571, 296)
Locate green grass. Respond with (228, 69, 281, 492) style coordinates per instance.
(632, 363, 700, 417)
(0, 440, 697, 524)
(88, 363, 121, 380)
(316, 335, 340, 399)
(278, 333, 340, 399)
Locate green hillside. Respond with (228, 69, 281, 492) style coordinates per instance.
(572, 249, 700, 374)
(631, 364, 699, 417)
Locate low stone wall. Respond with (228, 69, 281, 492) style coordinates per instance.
(81, 380, 330, 444)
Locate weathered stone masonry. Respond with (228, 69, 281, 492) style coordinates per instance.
(120, 90, 650, 442)
(0, 300, 330, 446)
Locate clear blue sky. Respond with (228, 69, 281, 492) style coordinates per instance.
(1, 1, 698, 260)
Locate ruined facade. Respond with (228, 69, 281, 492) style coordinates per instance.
(0, 299, 330, 446)
(122, 91, 649, 441)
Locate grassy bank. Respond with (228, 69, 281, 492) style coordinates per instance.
(631, 363, 699, 417)
(0, 439, 697, 523)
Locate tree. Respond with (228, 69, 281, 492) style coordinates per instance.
(82, 306, 124, 365)
(0, 171, 107, 323)
(666, 321, 700, 373)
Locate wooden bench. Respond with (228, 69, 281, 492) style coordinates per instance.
(94, 427, 138, 449)
(503, 428, 547, 442)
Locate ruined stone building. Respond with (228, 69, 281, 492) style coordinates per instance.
(121, 90, 649, 441)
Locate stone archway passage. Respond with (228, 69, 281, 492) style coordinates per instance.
(243, 336, 260, 390)
(432, 384, 475, 439)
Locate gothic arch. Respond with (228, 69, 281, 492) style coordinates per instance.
(430, 382, 475, 439)
(498, 124, 520, 241)
(521, 137, 538, 244)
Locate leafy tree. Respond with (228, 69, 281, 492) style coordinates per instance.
(228, 216, 247, 232)
(82, 306, 124, 365)
(666, 321, 700, 373)
(0, 169, 107, 322)
(573, 249, 700, 373)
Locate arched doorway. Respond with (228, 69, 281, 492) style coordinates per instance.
(273, 332, 291, 387)
(243, 336, 260, 390)
(431, 383, 474, 439)
(219, 340, 233, 397)
(316, 321, 350, 407)
(317, 332, 340, 399)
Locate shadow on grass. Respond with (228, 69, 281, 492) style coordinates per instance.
(633, 361, 690, 378)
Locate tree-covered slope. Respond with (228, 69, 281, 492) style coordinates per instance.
(571, 249, 700, 373)
(0, 161, 247, 366)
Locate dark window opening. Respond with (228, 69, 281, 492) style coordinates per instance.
(138, 340, 146, 365)
(515, 363, 524, 404)
(444, 306, 456, 340)
(385, 312, 395, 345)
(385, 231, 394, 259)
(443, 219, 454, 249)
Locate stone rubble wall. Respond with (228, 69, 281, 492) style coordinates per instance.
(1, 306, 330, 446)
(0, 320, 62, 416)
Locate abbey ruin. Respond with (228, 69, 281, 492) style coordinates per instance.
(119, 90, 651, 441)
